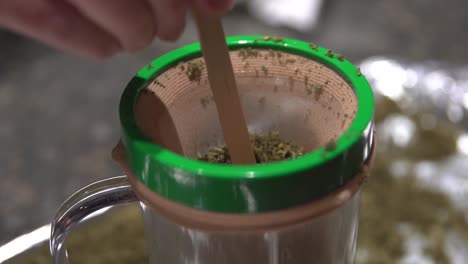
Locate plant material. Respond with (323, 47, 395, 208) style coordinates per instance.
(324, 139, 337, 151)
(153, 79, 166, 89)
(309, 42, 319, 50)
(199, 132, 304, 164)
(262, 35, 285, 43)
(185, 60, 204, 82)
(238, 48, 259, 60)
(356, 68, 362, 76)
(200, 96, 212, 108)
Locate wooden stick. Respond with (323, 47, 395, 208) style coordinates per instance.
(192, 11, 256, 165)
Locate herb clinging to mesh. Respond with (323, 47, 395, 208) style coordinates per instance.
(200, 96, 212, 108)
(258, 96, 266, 104)
(185, 60, 204, 82)
(325, 139, 337, 151)
(238, 48, 259, 60)
(153, 79, 166, 88)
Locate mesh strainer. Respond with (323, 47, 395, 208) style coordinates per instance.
(119, 35, 374, 214)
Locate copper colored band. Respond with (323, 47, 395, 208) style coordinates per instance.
(112, 135, 375, 233)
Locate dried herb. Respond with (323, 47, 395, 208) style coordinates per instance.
(356, 68, 362, 76)
(185, 61, 204, 82)
(357, 96, 467, 264)
(199, 132, 304, 164)
(309, 42, 319, 50)
(199, 96, 212, 108)
(153, 79, 166, 88)
(262, 35, 285, 43)
(324, 139, 337, 151)
(238, 48, 259, 60)
(305, 83, 324, 100)
(337, 54, 345, 61)
(258, 96, 266, 104)
(313, 84, 324, 100)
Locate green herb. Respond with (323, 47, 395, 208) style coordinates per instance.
(199, 132, 304, 164)
(262, 36, 285, 43)
(238, 48, 259, 60)
(153, 80, 166, 89)
(324, 139, 337, 151)
(258, 96, 266, 104)
(309, 42, 319, 50)
(200, 96, 212, 108)
(185, 61, 204, 82)
(356, 68, 362, 76)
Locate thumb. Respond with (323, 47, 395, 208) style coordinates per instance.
(193, 0, 234, 16)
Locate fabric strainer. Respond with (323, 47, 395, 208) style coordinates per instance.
(119, 35, 375, 214)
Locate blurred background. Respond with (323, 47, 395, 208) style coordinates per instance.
(1, 0, 468, 263)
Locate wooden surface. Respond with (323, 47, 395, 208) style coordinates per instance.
(192, 12, 256, 165)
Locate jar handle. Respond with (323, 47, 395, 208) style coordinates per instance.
(49, 176, 137, 264)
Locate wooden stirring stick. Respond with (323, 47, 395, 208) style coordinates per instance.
(193, 11, 256, 165)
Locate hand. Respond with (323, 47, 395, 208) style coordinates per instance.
(0, 0, 233, 59)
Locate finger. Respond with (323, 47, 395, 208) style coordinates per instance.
(67, 0, 157, 52)
(192, 0, 234, 16)
(0, 0, 121, 59)
(148, 0, 188, 41)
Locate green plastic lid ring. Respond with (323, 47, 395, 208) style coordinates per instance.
(119, 35, 375, 214)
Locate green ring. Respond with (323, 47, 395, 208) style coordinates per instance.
(120, 35, 375, 213)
